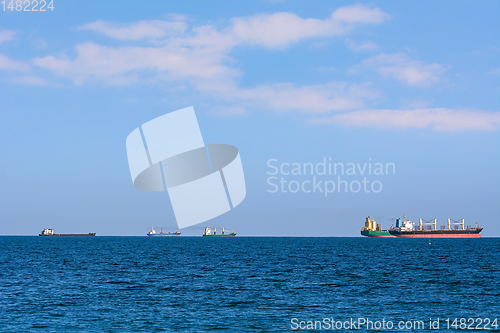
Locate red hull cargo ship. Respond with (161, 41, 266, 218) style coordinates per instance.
(39, 228, 96, 236)
(389, 217, 482, 238)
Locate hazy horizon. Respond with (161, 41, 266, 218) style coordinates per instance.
(1, 0, 499, 236)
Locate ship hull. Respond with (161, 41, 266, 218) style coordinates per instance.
(147, 233, 181, 237)
(361, 230, 395, 237)
(391, 233, 481, 238)
(39, 233, 96, 236)
(203, 234, 236, 237)
(389, 228, 482, 238)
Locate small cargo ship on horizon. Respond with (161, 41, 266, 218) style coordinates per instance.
(389, 216, 483, 238)
(147, 227, 181, 237)
(360, 217, 394, 237)
(39, 228, 96, 237)
(203, 227, 236, 237)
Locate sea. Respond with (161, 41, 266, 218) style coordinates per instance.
(1, 237, 499, 332)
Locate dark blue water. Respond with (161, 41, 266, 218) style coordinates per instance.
(1, 237, 499, 332)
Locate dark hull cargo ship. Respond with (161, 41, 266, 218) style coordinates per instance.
(39, 228, 96, 236)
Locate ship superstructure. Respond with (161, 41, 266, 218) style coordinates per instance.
(147, 227, 181, 237)
(360, 217, 394, 237)
(202, 227, 236, 237)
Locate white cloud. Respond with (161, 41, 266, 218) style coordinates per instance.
(230, 12, 337, 48)
(331, 4, 390, 24)
(77, 5, 389, 49)
(310, 108, 500, 131)
(355, 53, 446, 87)
(346, 39, 379, 51)
(3, 9, 496, 131)
(34, 7, 390, 84)
(33, 42, 238, 85)
(78, 19, 187, 40)
(0, 54, 30, 72)
(230, 5, 389, 48)
(0, 29, 15, 44)
(32, 6, 387, 112)
(37, 8, 389, 86)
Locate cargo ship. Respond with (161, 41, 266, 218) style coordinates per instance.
(39, 228, 96, 236)
(389, 216, 483, 238)
(147, 227, 181, 237)
(202, 227, 236, 237)
(361, 217, 394, 237)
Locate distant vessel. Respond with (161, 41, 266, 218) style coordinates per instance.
(360, 217, 394, 237)
(39, 228, 96, 237)
(202, 227, 236, 237)
(147, 227, 181, 237)
(389, 216, 483, 238)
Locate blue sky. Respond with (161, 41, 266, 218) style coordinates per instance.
(1, 0, 499, 236)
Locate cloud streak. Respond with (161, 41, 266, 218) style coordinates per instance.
(310, 108, 500, 131)
(78, 19, 187, 40)
(489, 68, 500, 75)
(217, 82, 378, 113)
(7, 75, 48, 86)
(346, 39, 379, 51)
(33, 42, 237, 85)
(0, 54, 30, 72)
(0, 29, 15, 44)
(354, 53, 446, 87)
(230, 5, 389, 48)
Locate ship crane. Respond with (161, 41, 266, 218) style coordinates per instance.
(222, 228, 234, 235)
(419, 218, 437, 231)
(448, 218, 465, 230)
